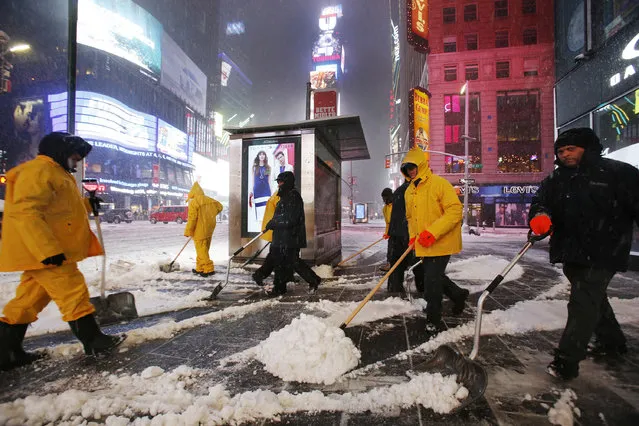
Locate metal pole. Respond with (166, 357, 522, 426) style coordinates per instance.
(305, 82, 312, 120)
(68, 0, 80, 190)
(462, 80, 470, 233)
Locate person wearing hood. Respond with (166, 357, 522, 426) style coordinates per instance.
(264, 171, 316, 295)
(0, 132, 125, 371)
(184, 182, 224, 277)
(402, 146, 469, 334)
(529, 128, 639, 380)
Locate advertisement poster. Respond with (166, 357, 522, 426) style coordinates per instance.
(407, 0, 429, 52)
(310, 70, 337, 90)
(410, 86, 431, 157)
(243, 137, 299, 235)
(494, 203, 530, 227)
(78, 0, 163, 75)
(313, 90, 338, 119)
(157, 119, 188, 162)
(160, 32, 207, 116)
(9, 98, 46, 169)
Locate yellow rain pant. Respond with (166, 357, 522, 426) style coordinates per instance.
(194, 238, 214, 273)
(0, 262, 95, 324)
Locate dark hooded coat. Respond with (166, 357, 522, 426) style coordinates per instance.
(268, 171, 307, 249)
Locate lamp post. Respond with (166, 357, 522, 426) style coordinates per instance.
(460, 81, 472, 233)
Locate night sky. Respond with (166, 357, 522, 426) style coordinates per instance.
(236, 0, 392, 206)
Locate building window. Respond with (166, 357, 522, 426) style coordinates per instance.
(464, 4, 478, 21)
(444, 94, 482, 173)
(444, 36, 457, 52)
(495, 31, 509, 48)
(522, 0, 536, 14)
(524, 58, 539, 76)
(443, 7, 456, 23)
(495, 0, 508, 18)
(444, 65, 457, 81)
(496, 61, 510, 78)
(465, 64, 479, 80)
(523, 28, 537, 45)
(465, 33, 478, 50)
(497, 90, 541, 173)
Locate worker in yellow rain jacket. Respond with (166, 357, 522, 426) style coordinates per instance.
(184, 182, 224, 277)
(0, 132, 125, 371)
(402, 146, 469, 335)
(251, 189, 321, 293)
(380, 187, 393, 272)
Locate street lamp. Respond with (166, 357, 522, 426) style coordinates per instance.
(8, 44, 30, 53)
(459, 80, 474, 233)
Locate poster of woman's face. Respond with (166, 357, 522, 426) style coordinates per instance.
(245, 139, 297, 234)
(11, 98, 46, 168)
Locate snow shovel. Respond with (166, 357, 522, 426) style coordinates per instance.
(159, 238, 192, 273)
(241, 241, 270, 268)
(205, 231, 266, 300)
(339, 243, 414, 329)
(83, 180, 139, 325)
(417, 230, 551, 410)
(336, 237, 385, 268)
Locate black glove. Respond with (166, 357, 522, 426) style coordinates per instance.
(42, 253, 66, 267)
(89, 196, 103, 215)
(265, 220, 274, 231)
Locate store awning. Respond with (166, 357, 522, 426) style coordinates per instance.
(225, 115, 370, 161)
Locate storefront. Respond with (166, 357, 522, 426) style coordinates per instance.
(555, 11, 639, 268)
(454, 184, 539, 228)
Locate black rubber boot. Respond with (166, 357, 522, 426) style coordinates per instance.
(546, 350, 579, 380)
(68, 314, 126, 356)
(451, 289, 470, 315)
(0, 322, 43, 371)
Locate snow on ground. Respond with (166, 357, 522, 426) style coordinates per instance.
(313, 264, 334, 278)
(255, 314, 360, 385)
(306, 297, 425, 327)
(446, 255, 525, 287)
(548, 388, 579, 426)
(0, 364, 467, 425)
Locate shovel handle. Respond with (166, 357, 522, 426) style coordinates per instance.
(339, 243, 415, 329)
(171, 238, 192, 266)
(92, 213, 107, 300)
(337, 237, 385, 267)
(233, 231, 266, 256)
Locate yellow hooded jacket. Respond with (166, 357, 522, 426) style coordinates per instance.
(184, 182, 224, 240)
(260, 193, 280, 242)
(402, 147, 462, 257)
(0, 155, 103, 272)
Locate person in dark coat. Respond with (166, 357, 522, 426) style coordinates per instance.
(265, 171, 315, 295)
(387, 180, 425, 294)
(529, 127, 639, 380)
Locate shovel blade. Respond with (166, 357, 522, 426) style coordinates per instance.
(90, 292, 139, 325)
(159, 262, 180, 273)
(206, 283, 224, 300)
(415, 345, 488, 411)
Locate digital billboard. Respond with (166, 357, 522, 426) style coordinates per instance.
(241, 137, 300, 235)
(78, 0, 162, 75)
(313, 90, 338, 118)
(48, 91, 157, 152)
(161, 32, 207, 116)
(157, 119, 188, 163)
(310, 70, 337, 90)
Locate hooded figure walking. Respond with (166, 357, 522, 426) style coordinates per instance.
(184, 182, 224, 277)
(529, 128, 639, 380)
(0, 132, 125, 371)
(264, 171, 313, 296)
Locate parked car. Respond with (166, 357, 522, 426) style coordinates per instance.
(150, 206, 188, 224)
(101, 208, 133, 224)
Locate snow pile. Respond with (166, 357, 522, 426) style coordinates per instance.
(312, 264, 334, 278)
(255, 314, 360, 385)
(307, 297, 422, 327)
(0, 365, 466, 424)
(548, 388, 578, 426)
(446, 255, 525, 285)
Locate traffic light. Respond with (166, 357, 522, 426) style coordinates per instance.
(0, 175, 6, 184)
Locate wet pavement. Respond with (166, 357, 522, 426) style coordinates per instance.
(2, 233, 639, 425)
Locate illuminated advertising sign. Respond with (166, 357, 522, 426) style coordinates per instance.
(313, 31, 342, 63)
(241, 137, 300, 235)
(78, 0, 162, 74)
(161, 32, 207, 116)
(226, 21, 245, 35)
(313, 90, 338, 118)
(310, 70, 337, 89)
(48, 91, 156, 152)
(157, 119, 188, 163)
(220, 61, 232, 86)
(409, 86, 431, 157)
(407, 0, 429, 52)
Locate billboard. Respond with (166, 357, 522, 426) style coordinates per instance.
(157, 119, 188, 163)
(242, 137, 299, 235)
(310, 70, 337, 89)
(48, 91, 157, 152)
(409, 86, 431, 156)
(9, 98, 46, 169)
(161, 32, 207, 116)
(78, 0, 162, 75)
(313, 90, 338, 118)
(407, 0, 429, 52)
(313, 31, 342, 63)
(226, 21, 245, 35)
(495, 203, 531, 227)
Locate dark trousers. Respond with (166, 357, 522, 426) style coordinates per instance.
(421, 255, 466, 323)
(388, 235, 424, 292)
(257, 246, 320, 290)
(557, 263, 625, 363)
